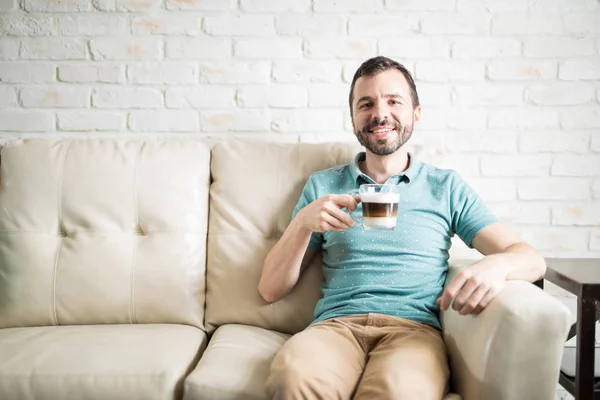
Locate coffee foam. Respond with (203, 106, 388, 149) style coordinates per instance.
(360, 192, 399, 203)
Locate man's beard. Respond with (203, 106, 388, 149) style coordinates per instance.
(355, 117, 414, 156)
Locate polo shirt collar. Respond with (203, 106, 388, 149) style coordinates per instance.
(350, 151, 420, 185)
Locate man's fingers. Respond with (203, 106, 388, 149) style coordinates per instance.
(439, 272, 469, 311)
(473, 289, 498, 315)
(459, 285, 489, 315)
(329, 194, 359, 211)
(452, 278, 480, 311)
(326, 203, 357, 227)
(322, 211, 352, 231)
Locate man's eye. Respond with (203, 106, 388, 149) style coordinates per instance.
(361, 103, 372, 109)
(390, 100, 400, 105)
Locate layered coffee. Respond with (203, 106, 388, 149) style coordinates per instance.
(360, 192, 399, 229)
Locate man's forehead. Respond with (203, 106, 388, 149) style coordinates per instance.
(354, 69, 410, 97)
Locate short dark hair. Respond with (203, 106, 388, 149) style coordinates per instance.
(349, 56, 420, 114)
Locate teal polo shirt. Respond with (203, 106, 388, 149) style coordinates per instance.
(291, 152, 498, 329)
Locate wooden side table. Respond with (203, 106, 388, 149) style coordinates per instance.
(543, 258, 600, 400)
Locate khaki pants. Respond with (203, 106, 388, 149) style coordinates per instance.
(265, 313, 449, 400)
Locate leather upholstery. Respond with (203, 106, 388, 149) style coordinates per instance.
(0, 139, 210, 329)
(0, 139, 572, 400)
(204, 140, 360, 334)
(442, 261, 571, 400)
(182, 323, 462, 400)
(183, 324, 289, 400)
(0, 324, 207, 400)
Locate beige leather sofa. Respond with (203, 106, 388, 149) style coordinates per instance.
(0, 139, 571, 400)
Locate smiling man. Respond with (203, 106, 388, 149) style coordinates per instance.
(259, 56, 546, 400)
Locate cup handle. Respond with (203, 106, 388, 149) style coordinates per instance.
(346, 189, 360, 225)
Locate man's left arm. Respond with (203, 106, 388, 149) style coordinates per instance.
(437, 222, 546, 316)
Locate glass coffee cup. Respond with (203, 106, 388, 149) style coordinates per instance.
(348, 184, 401, 230)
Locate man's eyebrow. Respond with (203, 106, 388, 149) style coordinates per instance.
(355, 93, 405, 104)
(356, 96, 373, 104)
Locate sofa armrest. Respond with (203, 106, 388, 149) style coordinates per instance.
(441, 261, 571, 400)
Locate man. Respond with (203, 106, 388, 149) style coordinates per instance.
(258, 56, 546, 400)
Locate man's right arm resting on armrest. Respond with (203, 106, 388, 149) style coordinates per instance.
(258, 194, 358, 303)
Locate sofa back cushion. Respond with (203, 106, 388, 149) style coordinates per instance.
(205, 140, 360, 334)
(0, 139, 210, 329)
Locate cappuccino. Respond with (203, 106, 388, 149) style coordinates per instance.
(360, 192, 399, 230)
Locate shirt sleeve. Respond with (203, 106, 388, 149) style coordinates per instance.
(450, 172, 499, 248)
(291, 175, 323, 250)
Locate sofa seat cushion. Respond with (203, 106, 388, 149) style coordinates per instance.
(183, 323, 460, 400)
(183, 324, 289, 400)
(0, 324, 207, 400)
(184, 323, 462, 400)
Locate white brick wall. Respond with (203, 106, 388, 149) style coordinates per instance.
(59, 63, 123, 83)
(92, 87, 163, 108)
(0, 4, 599, 398)
(129, 109, 198, 131)
(21, 38, 87, 60)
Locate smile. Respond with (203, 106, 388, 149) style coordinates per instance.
(368, 128, 395, 138)
(369, 127, 394, 133)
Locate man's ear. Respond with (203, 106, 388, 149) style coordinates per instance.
(412, 105, 422, 127)
(350, 115, 358, 136)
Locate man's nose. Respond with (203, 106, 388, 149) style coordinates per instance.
(372, 103, 390, 124)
